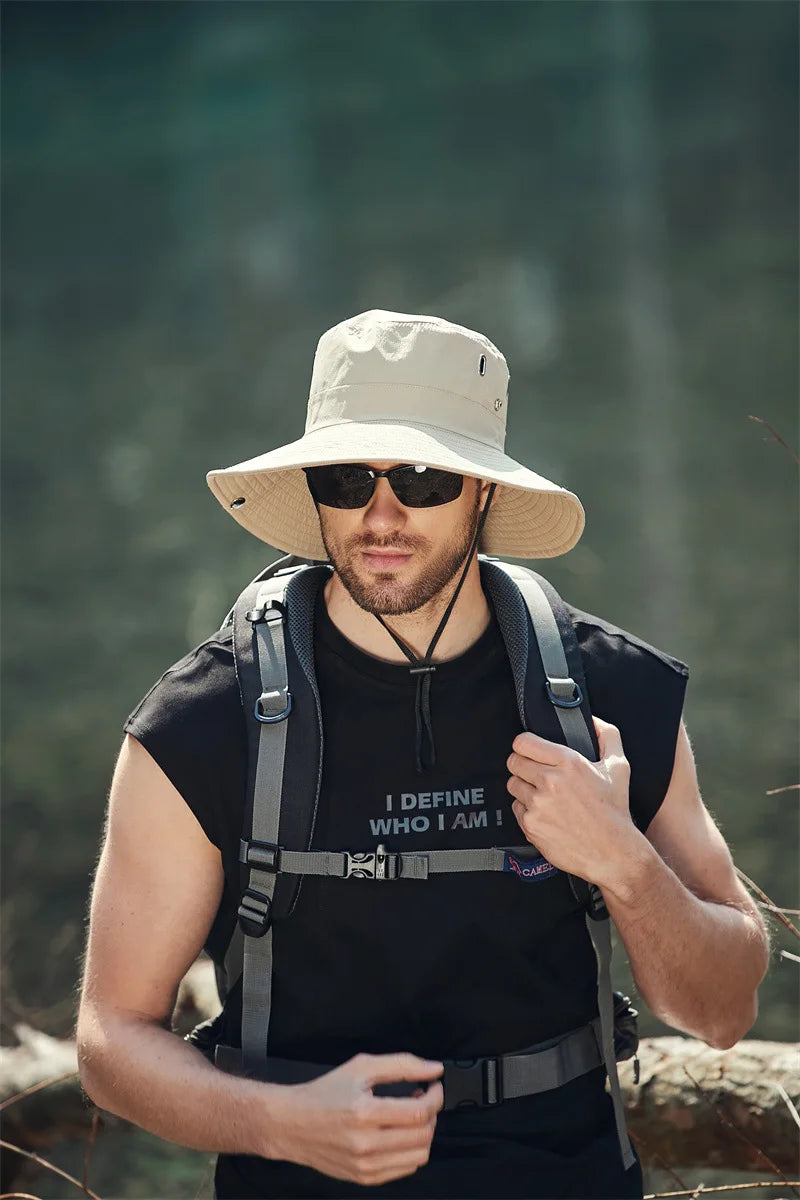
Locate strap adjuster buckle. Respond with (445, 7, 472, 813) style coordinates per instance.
(246, 598, 286, 624)
(344, 843, 398, 880)
(443, 1057, 503, 1109)
(545, 677, 584, 709)
(239, 839, 281, 873)
(237, 887, 272, 937)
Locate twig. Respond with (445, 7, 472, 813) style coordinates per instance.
(194, 1154, 216, 1200)
(628, 1128, 688, 1190)
(781, 949, 800, 964)
(0, 1193, 44, 1199)
(0, 1070, 78, 1112)
(0, 1141, 102, 1200)
(759, 904, 800, 916)
(735, 867, 800, 940)
(691, 1185, 705, 1200)
(748, 415, 800, 465)
(82, 1106, 101, 1193)
(776, 1083, 800, 1132)
(683, 1068, 799, 1196)
(765, 784, 800, 795)
(645, 1184, 800, 1198)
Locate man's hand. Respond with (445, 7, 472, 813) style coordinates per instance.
(506, 716, 642, 886)
(266, 1052, 444, 1186)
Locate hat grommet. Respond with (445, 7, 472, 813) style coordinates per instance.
(230, 497, 246, 509)
(479, 354, 486, 376)
(494, 399, 503, 412)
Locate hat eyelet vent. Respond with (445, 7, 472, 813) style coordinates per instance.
(479, 354, 486, 376)
(494, 399, 503, 412)
(230, 497, 247, 509)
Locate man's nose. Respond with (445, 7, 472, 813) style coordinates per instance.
(362, 477, 407, 532)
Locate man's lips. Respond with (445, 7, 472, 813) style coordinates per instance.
(360, 549, 413, 570)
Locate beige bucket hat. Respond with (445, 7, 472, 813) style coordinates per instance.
(207, 309, 584, 560)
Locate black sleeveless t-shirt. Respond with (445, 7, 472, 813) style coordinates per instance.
(125, 582, 688, 1199)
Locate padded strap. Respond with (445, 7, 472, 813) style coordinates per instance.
(484, 559, 635, 1171)
(239, 586, 291, 1075)
(492, 562, 595, 759)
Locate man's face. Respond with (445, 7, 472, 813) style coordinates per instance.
(317, 462, 488, 616)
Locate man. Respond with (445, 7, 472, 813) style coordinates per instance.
(77, 310, 768, 1199)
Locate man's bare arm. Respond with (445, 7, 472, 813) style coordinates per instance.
(507, 720, 769, 1050)
(77, 734, 443, 1185)
(600, 722, 768, 1046)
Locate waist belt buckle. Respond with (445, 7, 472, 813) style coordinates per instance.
(344, 843, 397, 880)
(444, 1057, 503, 1110)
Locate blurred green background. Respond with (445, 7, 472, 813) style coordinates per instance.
(2, 1, 797, 1195)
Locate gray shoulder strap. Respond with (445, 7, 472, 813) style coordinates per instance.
(232, 571, 295, 1075)
(486, 559, 635, 1172)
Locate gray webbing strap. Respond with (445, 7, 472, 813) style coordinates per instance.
(216, 1019, 605, 1101)
(240, 586, 290, 1075)
(500, 1021, 603, 1098)
(491, 560, 634, 1170)
(273, 845, 533, 879)
(586, 913, 636, 1170)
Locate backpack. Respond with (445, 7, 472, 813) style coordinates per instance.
(195, 554, 638, 1170)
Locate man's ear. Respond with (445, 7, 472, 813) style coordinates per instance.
(479, 479, 499, 511)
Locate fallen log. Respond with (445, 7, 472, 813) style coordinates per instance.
(1, 963, 797, 1180)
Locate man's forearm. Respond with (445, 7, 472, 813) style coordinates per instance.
(602, 835, 768, 1048)
(78, 1009, 281, 1157)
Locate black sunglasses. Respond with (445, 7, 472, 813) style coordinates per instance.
(304, 463, 464, 510)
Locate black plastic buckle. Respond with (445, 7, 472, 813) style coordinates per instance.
(545, 676, 584, 709)
(254, 688, 292, 723)
(344, 844, 399, 880)
(443, 1057, 502, 1110)
(237, 887, 272, 937)
(239, 839, 281, 873)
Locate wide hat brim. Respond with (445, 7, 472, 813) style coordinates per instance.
(207, 419, 584, 560)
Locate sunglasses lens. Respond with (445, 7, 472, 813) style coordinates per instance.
(392, 466, 463, 507)
(305, 465, 374, 509)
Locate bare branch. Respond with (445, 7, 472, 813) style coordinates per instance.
(683, 1069, 799, 1196)
(0, 1139, 102, 1200)
(747, 416, 800, 465)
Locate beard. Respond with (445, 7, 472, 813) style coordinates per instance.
(319, 491, 483, 616)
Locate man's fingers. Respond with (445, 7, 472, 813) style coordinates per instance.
(358, 1052, 444, 1088)
(511, 731, 569, 766)
(592, 716, 624, 759)
(364, 1082, 443, 1127)
(506, 752, 557, 789)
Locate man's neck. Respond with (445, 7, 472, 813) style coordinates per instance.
(322, 559, 491, 664)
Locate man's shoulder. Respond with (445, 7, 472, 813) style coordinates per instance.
(567, 602, 689, 681)
(125, 626, 238, 741)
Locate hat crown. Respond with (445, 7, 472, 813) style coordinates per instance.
(306, 309, 510, 451)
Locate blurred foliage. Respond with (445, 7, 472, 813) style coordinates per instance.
(2, 0, 797, 1067)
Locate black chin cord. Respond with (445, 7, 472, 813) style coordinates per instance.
(375, 484, 497, 774)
